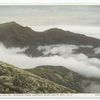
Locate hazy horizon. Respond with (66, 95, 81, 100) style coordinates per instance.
(0, 6, 100, 26)
(0, 5, 100, 39)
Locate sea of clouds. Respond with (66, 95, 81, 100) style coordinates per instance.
(0, 42, 100, 78)
(1, 42, 100, 92)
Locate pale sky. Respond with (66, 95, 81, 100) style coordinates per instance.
(0, 5, 100, 39)
(0, 5, 100, 26)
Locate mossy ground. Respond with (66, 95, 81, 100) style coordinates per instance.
(0, 61, 77, 93)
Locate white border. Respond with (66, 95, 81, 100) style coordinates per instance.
(0, 0, 100, 99)
(0, 0, 100, 5)
(0, 93, 100, 99)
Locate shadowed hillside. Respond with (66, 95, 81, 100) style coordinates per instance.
(0, 22, 100, 48)
(0, 22, 100, 58)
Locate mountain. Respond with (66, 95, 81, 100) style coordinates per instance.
(0, 22, 100, 57)
(26, 66, 100, 93)
(0, 22, 100, 47)
(26, 66, 83, 92)
(0, 61, 77, 93)
(0, 22, 38, 47)
(1, 21, 100, 93)
(1, 60, 100, 93)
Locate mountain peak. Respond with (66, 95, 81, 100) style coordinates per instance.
(8, 21, 20, 26)
(7, 21, 17, 24)
(45, 28, 64, 32)
(0, 21, 23, 28)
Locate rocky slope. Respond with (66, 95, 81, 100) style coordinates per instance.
(0, 60, 100, 93)
(26, 66, 100, 93)
(26, 66, 84, 93)
(0, 61, 77, 93)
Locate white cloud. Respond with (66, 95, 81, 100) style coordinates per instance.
(0, 43, 100, 79)
(83, 81, 100, 93)
(29, 55, 100, 78)
(94, 47, 100, 54)
(37, 44, 79, 57)
(37, 44, 100, 78)
(79, 45, 93, 48)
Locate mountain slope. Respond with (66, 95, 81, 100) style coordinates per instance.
(0, 22, 38, 47)
(0, 22, 100, 58)
(0, 61, 77, 93)
(0, 22, 100, 48)
(26, 66, 84, 92)
(26, 66, 100, 93)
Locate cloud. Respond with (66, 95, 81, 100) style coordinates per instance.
(83, 81, 100, 93)
(37, 44, 100, 78)
(1, 43, 100, 79)
(79, 45, 93, 48)
(94, 47, 100, 54)
(30, 55, 100, 78)
(37, 44, 79, 57)
(1, 42, 100, 92)
(0, 43, 27, 54)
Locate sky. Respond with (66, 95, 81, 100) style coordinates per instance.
(0, 5, 100, 38)
(0, 5, 100, 26)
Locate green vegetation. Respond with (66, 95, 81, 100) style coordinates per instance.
(0, 61, 77, 93)
(26, 66, 83, 92)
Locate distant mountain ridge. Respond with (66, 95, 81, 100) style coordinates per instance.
(0, 21, 100, 47)
(0, 21, 100, 58)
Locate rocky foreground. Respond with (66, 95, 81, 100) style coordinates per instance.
(0, 61, 77, 93)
